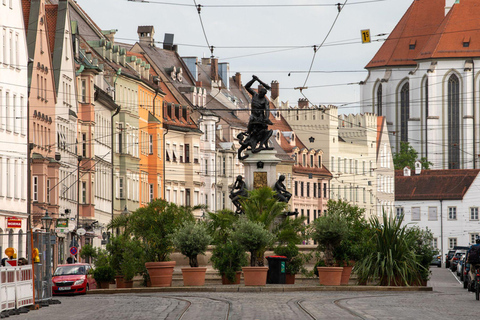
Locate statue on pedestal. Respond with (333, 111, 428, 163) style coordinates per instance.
(229, 175, 248, 214)
(274, 175, 292, 203)
(236, 75, 274, 160)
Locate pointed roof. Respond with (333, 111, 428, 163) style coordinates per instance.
(419, 0, 480, 59)
(366, 0, 444, 68)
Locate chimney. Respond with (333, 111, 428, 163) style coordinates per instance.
(163, 33, 174, 50)
(201, 58, 211, 65)
(414, 161, 422, 175)
(234, 72, 241, 86)
(102, 29, 117, 44)
(138, 26, 155, 46)
(403, 166, 411, 177)
(298, 98, 308, 109)
(211, 58, 219, 82)
(445, 0, 456, 15)
(271, 80, 279, 100)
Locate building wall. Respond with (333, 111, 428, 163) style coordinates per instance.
(198, 115, 218, 212)
(398, 175, 480, 260)
(0, 0, 28, 256)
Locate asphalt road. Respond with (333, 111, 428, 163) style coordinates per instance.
(13, 267, 477, 320)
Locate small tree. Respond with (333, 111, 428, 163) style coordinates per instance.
(173, 220, 212, 267)
(393, 141, 432, 170)
(210, 240, 248, 282)
(231, 218, 274, 267)
(311, 210, 347, 267)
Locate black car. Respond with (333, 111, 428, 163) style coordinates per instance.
(445, 250, 455, 268)
(431, 254, 442, 268)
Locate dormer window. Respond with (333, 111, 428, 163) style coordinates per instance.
(303, 154, 306, 166)
(463, 37, 471, 47)
(409, 39, 416, 50)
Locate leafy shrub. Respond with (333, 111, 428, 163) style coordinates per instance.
(211, 241, 248, 282)
(93, 265, 115, 283)
(231, 218, 274, 267)
(172, 220, 212, 267)
(311, 210, 347, 266)
(273, 243, 310, 275)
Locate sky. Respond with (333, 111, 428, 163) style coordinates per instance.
(77, 0, 414, 114)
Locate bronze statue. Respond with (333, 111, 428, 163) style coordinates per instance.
(237, 75, 274, 160)
(230, 175, 248, 214)
(274, 175, 292, 203)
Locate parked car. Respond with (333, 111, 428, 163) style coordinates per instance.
(450, 250, 467, 272)
(445, 250, 455, 268)
(431, 254, 442, 268)
(456, 254, 466, 278)
(52, 263, 96, 295)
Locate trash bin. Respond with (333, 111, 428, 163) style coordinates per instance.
(266, 255, 287, 284)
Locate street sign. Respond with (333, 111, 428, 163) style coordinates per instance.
(361, 29, 371, 43)
(7, 217, 22, 228)
(70, 247, 78, 256)
(77, 228, 86, 236)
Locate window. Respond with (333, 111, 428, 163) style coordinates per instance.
(331, 157, 334, 171)
(149, 135, 153, 154)
(313, 183, 316, 198)
(306, 182, 310, 198)
(428, 207, 437, 221)
(300, 182, 304, 197)
(432, 238, 438, 249)
(294, 181, 298, 196)
(376, 83, 382, 116)
(149, 184, 154, 202)
(205, 159, 208, 174)
(81, 79, 86, 102)
(411, 207, 420, 221)
(471, 233, 480, 245)
(82, 133, 87, 157)
(447, 74, 460, 169)
(471, 207, 479, 221)
(46, 179, 50, 203)
(400, 82, 409, 142)
(5, 159, 9, 197)
(310, 155, 314, 167)
(396, 207, 404, 220)
(118, 123, 123, 153)
(222, 192, 225, 209)
(186, 189, 190, 207)
(5, 91, 9, 131)
(185, 144, 190, 163)
(33, 176, 38, 201)
(222, 156, 226, 175)
(448, 238, 457, 250)
(307, 209, 310, 224)
(448, 207, 457, 220)
(119, 177, 124, 198)
(82, 181, 87, 203)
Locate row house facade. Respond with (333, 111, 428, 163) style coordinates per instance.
(0, 0, 29, 258)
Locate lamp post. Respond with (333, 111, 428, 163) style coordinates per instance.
(76, 155, 83, 248)
(41, 210, 53, 303)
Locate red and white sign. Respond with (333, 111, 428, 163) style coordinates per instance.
(7, 218, 22, 228)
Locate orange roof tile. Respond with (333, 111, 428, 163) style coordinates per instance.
(22, 0, 31, 32)
(366, 0, 444, 68)
(395, 169, 480, 200)
(419, 0, 480, 59)
(45, 4, 58, 57)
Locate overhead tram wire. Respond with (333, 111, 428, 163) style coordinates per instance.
(127, 0, 388, 8)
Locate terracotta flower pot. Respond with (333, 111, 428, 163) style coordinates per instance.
(340, 266, 353, 285)
(145, 261, 176, 287)
(242, 266, 268, 286)
(221, 271, 242, 285)
(181, 267, 207, 286)
(317, 267, 343, 286)
(285, 273, 296, 285)
(123, 280, 134, 288)
(97, 281, 110, 289)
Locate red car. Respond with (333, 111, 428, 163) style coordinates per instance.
(52, 263, 96, 295)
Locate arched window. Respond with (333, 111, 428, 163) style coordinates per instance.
(448, 74, 460, 169)
(376, 83, 383, 116)
(400, 82, 409, 142)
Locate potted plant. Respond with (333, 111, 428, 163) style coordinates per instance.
(311, 208, 347, 286)
(231, 218, 274, 286)
(172, 220, 212, 286)
(110, 199, 194, 287)
(211, 240, 248, 284)
(273, 243, 309, 284)
(93, 265, 115, 289)
(355, 213, 422, 286)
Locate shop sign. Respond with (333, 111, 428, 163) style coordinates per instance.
(56, 218, 68, 228)
(7, 217, 22, 228)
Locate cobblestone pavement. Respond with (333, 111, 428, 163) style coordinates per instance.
(13, 267, 476, 320)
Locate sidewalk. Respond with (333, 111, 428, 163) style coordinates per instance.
(87, 283, 433, 294)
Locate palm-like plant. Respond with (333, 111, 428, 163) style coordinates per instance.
(241, 187, 288, 231)
(206, 209, 239, 245)
(355, 212, 423, 286)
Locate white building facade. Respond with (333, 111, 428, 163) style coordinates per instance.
(0, 0, 29, 257)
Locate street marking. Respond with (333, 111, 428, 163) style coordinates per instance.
(450, 270, 463, 285)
